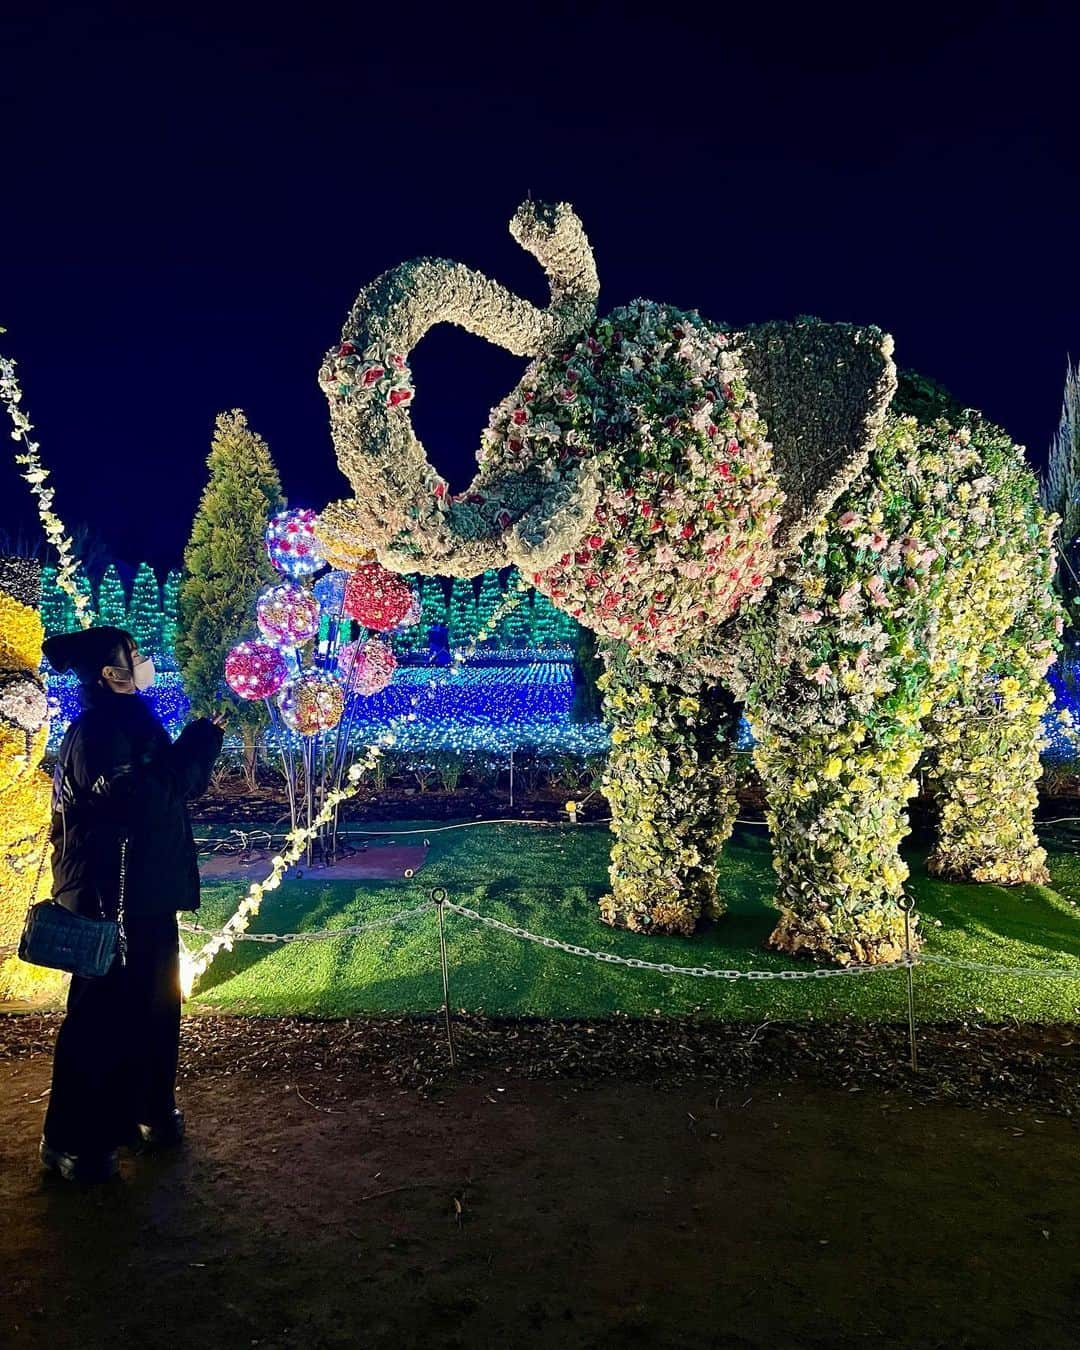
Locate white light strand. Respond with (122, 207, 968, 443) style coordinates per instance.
(0, 333, 95, 628)
(182, 580, 531, 994)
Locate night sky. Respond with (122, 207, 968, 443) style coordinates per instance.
(2, 1, 1079, 578)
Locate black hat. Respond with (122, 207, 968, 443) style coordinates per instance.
(42, 626, 134, 684)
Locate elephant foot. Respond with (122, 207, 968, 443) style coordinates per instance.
(927, 848, 1051, 887)
(767, 907, 921, 967)
(598, 892, 700, 937)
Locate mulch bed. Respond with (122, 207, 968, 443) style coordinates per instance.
(2, 1013, 1076, 1118)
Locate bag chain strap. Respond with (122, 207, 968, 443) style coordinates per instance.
(116, 838, 128, 967)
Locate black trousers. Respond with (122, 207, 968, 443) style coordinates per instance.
(43, 913, 181, 1154)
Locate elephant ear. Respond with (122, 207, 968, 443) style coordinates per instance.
(736, 318, 897, 554)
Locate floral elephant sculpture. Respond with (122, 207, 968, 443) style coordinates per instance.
(0, 557, 63, 1001)
(318, 202, 1062, 965)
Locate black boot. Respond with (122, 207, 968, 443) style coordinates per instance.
(133, 1108, 185, 1151)
(40, 1138, 119, 1183)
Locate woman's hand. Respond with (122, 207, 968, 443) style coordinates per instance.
(210, 712, 228, 731)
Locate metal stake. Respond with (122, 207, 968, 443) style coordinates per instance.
(508, 748, 514, 809)
(899, 891, 919, 1073)
(432, 887, 456, 1067)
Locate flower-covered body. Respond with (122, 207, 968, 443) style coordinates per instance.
(601, 392, 1062, 959)
(477, 302, 784, 653)
(0, 565, 64, 1001)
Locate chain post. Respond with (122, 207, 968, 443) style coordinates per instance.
(431, 887, 457, 1067)
(898, 890, 918, 1073)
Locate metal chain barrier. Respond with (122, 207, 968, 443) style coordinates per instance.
(919, 951, 1080, 980)
(439, 896, 915, 981)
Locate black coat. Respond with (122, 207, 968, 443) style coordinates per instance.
(50, 686, 224, 919)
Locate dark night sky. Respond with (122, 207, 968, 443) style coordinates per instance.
(2, 1, 1079, 577)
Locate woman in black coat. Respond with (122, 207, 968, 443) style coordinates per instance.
(38, 625, 225, 1182)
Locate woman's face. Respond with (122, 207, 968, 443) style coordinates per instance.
(102, 640, 142, 693)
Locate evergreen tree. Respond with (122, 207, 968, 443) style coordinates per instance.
(177, 410, 284, 781)
(162, 569, 182, 661)
(393, 574, 425, 653)
(447, 575, 477, 645)
(475, 569, 504, 642)
(530, 590, 563, 647)
(96, 564, 128, 629)
(1042, 359, 1080, 643)
(421, 575, 448, 629)
(127, 563, 162, 653)
(39, 565, 69, 638)
(499, 582, 533, 647)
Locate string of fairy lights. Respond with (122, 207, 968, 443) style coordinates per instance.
(179, 574, 532, 992)
(0, 337, 95, 628)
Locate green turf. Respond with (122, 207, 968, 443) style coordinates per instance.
(186, 820, 1080, 1021)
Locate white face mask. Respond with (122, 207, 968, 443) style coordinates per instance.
(133, 655, 156, 690)
(105, 654, 156, 691)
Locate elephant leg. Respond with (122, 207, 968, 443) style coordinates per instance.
(598, 657, 739, 936)
(925, 682, 1051, 886)
(754, 712, 924, 965)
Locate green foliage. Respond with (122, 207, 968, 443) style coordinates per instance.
(892, 368, 967, 425)
(530, 590, 563, 647)
(38, 565, 69, 637)
(1040, 359, 1080, 642)
(177, 409, 284, 721)
(497, 573, 532, 646)
(475, 569, 504, 640)
(126, 562, 162, 652)
(447, 576, 477, 644)
(95, 564, 128, 629)
(162, 569, 182, 659)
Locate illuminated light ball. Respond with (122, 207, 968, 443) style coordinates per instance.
(343, 562, 414, 631)
(313, 503, 378, 574)
(224, 640, 289, 701)
(313, 568, 349, 613)
(256, 582, 321, 646)
(339, 637, 397, 696)
(396, 588, 422, 628)
(265, 508, 326, 578)
(277, 671, 345, 735)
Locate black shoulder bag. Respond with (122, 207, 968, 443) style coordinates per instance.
(18, 744, 128, 979)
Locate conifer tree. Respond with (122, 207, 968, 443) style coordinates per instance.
(162, 569, 182, 662)
(177, 410, 284, 782)
(96, 564, 128, 629)
(499, 580, 533, 647)
(1042, 359, 1080, 644)
(421, 575, 448, 630)
(127, 563, 162, 653)
(447, 576, 477, 645)
(38, 565, 69, 638)
(530, 590, 563, 647)
(475, 569, 504, 643)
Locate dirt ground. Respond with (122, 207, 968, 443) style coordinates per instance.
(1, 1017, 1077, 1350)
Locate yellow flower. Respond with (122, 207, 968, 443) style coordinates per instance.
(821, 757, 843, 781)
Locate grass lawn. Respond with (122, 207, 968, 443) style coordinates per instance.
(185, 819, 1080, 1021)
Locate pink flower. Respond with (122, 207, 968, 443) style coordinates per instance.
(867, 531, 887, 552)
(388, 388, 412, 407)
(838, 511, 859, 532)
(837, 585, 860, 614)
(866, 575, 888, 606)
(811, 663, 831, 686)
(512, 408, 527, 425)
(362, 366, 385, 387)
(797, 607, 823, 625)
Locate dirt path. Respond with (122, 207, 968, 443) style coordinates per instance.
(1, 1018, 1077, 1349)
